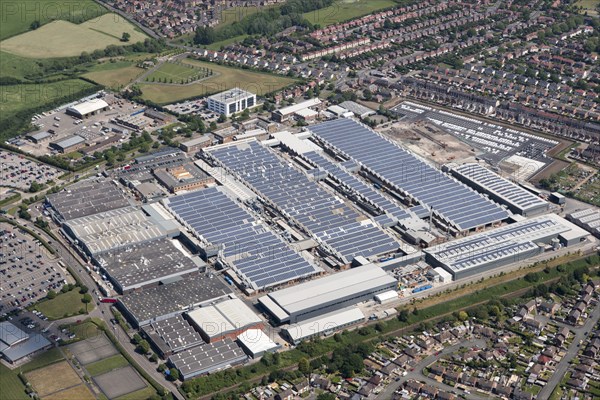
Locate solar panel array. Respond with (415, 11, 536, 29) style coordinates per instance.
(301, 151, 412, 222)
(206, 141, 399, 263)
(451, 163, 548, 215)
(309, 118, 510, 231)
(165, 187, 319, 289)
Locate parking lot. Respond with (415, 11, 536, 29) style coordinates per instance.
(0, 223, 71, 315)
(164, 98, 219, 122)
(0, 150, 61, 191)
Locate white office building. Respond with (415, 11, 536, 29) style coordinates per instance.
(207, 88, 256, 117)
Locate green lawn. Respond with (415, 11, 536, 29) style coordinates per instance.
(302, 0, 398, 26)
(66, 320, 102, 341)
(113, 385, 154, 400)
(1, 13, 147, 58)
(216, 6, 278, 28)
(575, 0, 599, 16)
(33, 289, 93, 320)
(0, 51, 44, 80)
(0, 364, 29, 400)
(205, 34, 250, 51)
(83, 62, 144, 89)
(139, 59, 297, 104)
(0, 0, 108, 40)
(20, 347, 64, 373)
(85, 354, 129, 376)
(145, 61, 212, 84)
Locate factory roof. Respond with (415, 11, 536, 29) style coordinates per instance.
(260, 264, 396, 318)
(169, 338, 246, 378)
(153, 162, 211, 191)
(47, 179, 130, 221)
(283, 307, 365, 343)
(187, 298, 262, 338)
(65, 207, 166, 255)
(339, 101, 376, 117)
(450, 163, 548, 214)
(271, 130, 322, 154)
(51, 135, 85, 149)
(181, 135, 212, 148)
(119, 273, 231, 325)
(1, 333, 50, 363)
(237, 329, 280, 356)
(67, 98, 108, 116)
(28, 131, 51, 141)
(95, 238, 202, 292)
(275, 98, 322, 117)
(149, 315, 205, 353)
(208, 88, 255, 103)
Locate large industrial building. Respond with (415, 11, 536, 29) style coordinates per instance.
(207, 88, 256, 117)
(236, 329, 280, 358)
(49, 135, 86, 153)
(169, 338, 247, 380)
(164, 186, 321, 291)
(0, 321, 51, 364)
(142, 315, 205, 358)
(94, 238, 204, 294)
(308, 118, 511, 234)
(424, 214, 590, 280)
(447, 163, 549, 216)
(567, 208, 600, 238)
(258, 263, 397, 324)
(282, 307, 365, 345)
(46, 179, 130, 222)
(118, 274, 231, 327)
(186, 297, 263, 342)
(66, 98, 109, 119)
(271, 98, 322, 122)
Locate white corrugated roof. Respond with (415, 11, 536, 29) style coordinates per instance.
(237, 329, 279, 354)
(276, 98, 321, 116)
(67, 98, 108, 115)
(284, 307, 364, 342)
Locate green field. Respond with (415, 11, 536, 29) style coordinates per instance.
(85, 354, 129, 376)
(139, 59, 297, 104)
(0, 0, 108, 40)
(20, 347, 64, 373)
(1, 13, 147, 58)
(302, 0, 398, 26)
(83, 60, 145, 89)
(217, 6, 278, 28)
(32, 289, 93, 320)
(575, 0, 599, 16)
(145, 61, 212, 84)
(0, 364, 29, 400)
(0, 79, 96, 119)
(206, 34, 250, 51)
(114, 385, 155, 400)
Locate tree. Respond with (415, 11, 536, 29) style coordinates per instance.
(398, 309, 409, 322)
(30, 20, 40, 30)
(132, 333, 142, 345)
(168, 368, 180, 381)
(47, 290, 57, 299)
(137, 339, 150, 354)
(121, 32, 131, 42)
(79, 285, 89, 294)
(316, 394, 336, 400)
(457, 311, 469, 321)
(217, 114, 227, 123)
(363, 89, 373, 101)
(81, 293, 92, 312)
(298, 357, 310, 375)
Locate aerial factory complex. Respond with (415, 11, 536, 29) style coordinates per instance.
(1, 0, 599, 399)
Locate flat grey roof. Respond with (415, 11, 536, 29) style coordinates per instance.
(95, 238, 202, 291)
(261, 264, 396, 317)
(1, 333, 50, 362)
(52, 135, 85, 149)
(0, 321, 28, 346)
(169, 338, 246, 378)
(119, 273, 231, 325)
(147, 315, 205, 353)
(208, 88, 255, 103)
(47, 179, 130, 221)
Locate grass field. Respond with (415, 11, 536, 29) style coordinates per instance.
(206, 34, 250, 50)
(42, 384, 95, 400)
(0, 363, 29, 400)
(145, 61, 212, 84)
(1, 13, 147, 58)
(32, 289, 93, 320)
(0, 79, 96, 117)
(575, 0, 599, 16)
(114, 385, 155, 400)
(216, 6, 278, 28)
(20, 347, 64, 373)
(139, 59, 297, 104)
(83, 61, 144, 89)
(0, 0, 108, 40)
(66, 319, 102, 341)
(0, 50, 45, 80)
(85, 354, 129, 376)
(26, 361, 81, 397)
(302, 0, 398, 26)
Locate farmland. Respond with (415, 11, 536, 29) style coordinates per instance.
(1, 13, 147, 58)
(302, 0, 397, 26)
(138, 59, 297, 104)
(0, 0, 107, 40)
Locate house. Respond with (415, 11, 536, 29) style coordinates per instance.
(311, 377, 330, 390)
(275, 389, 294, 400)
(421, 384, 438, 398)
(429, 363, 446, 376)
(293, 380, 309, 395)
(538, 301, 559, 315)
(404, 380, 423, 393)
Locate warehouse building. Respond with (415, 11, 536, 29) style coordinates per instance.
(258, 263, 397, 324)
(169, 338, 247, 380)
(271, 98, 322, 122)
(187, 297, 263, 342)
(50, 135, 86, 153)
(94, 238, 203, 294)
(46, 179, 130, 222)
(142, 315, 205, 358)
(447, 163, 549, 216)
(424, 214, 590, 280)
(180, 135, 212, 154)
(66, 98, 109, 119)
(153, 163, 215, 193)
(236, 329, 280, 358)
(282, 307, 365, 345)
(62, 207, 167, 256)
(207, 88, 256, 117)
(567, 208, 600, 238)
(118, 274, 231, 327)
(27, 131, 52, 144)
